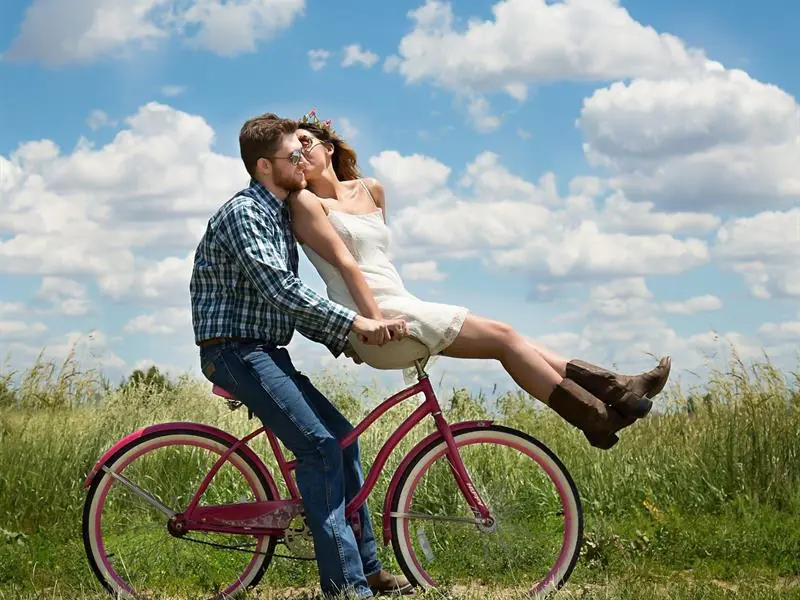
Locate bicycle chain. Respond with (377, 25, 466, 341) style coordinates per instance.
(180, 535, 317, 561)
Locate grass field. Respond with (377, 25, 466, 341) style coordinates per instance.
(1, 348, 799, 599)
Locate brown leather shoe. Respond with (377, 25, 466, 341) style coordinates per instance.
(546, 378, 632, 450)
(366, 569, 414, 595)
(565, 356, 672, 419)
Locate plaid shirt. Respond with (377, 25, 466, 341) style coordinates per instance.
(190, 179, 357, 356)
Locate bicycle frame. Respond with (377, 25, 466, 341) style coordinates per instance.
(179, 365, 493, 537)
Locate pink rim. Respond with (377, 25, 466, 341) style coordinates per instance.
(398, 431, 578, 595)
(89, 434, 270, 598)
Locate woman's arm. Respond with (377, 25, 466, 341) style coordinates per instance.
(290, 189, 384, 321)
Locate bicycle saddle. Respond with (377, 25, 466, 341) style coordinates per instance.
(346, 332, 431, 371)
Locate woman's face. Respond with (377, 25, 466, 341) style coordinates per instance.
(297, 128, 330, 181)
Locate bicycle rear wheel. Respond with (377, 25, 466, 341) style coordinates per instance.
(389, 424, 582, 598)
(83, 427, 278, 599)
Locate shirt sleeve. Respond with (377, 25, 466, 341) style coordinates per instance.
(217, 198, 357, 355)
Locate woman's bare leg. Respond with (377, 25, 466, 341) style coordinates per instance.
(439, 314, 563, 403)
(523, 339, 568, 378)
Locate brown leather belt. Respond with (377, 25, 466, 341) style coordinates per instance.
(198, 336, 262, 348)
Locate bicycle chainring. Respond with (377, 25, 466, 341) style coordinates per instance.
(283, 515, 316, 559)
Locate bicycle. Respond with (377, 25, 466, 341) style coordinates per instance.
(82, 337, 584, 599)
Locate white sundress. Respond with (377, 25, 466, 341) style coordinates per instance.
(300, 181, 469, 371)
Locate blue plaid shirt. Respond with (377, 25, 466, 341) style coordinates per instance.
(190, 179, 357, 356)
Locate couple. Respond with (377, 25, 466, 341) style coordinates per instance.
(190, 110, 671, 599)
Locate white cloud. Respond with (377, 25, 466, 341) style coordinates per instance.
(35, 277, 91, 316)
(392, 0, 710, 94)
(375, 150, 710, 280)
(3, 0, 305, 65)
(661, 295, 722, 315)
(341, 44, 379, 68)
(466, 96, 502, 133)
(369, 150, 452, 207)
(0, 103, 242, 282)
(0, 302, 26, 317)
(308, 48, 330, 71)
(0, 321, 48, 341)
(86, 109, 116, 131)
(712, 208, 800, 299)
(124, 307, 192, 335)
(401, 261, 448, 282)
(758, 321, 800, 342)
(100, 252, 194, 306)
(458, 151, 559, 207)
(336, 117, 358, 140)
(597, 191, 721, 235)
(578, 68, 800, 210)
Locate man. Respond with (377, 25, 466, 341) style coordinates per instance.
(190, 112, 413, 598)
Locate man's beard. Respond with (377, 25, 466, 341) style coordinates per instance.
(274, 167, 306, 192)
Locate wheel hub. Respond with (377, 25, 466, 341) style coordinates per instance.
(477, 515, 497, 533)
(167, 514, 187, 537)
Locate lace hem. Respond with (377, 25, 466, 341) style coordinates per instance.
(401, 308, 469, 385)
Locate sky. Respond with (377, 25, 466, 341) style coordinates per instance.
(0, 0, 798, 400)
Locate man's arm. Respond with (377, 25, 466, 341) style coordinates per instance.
(217, 198, 356, 353)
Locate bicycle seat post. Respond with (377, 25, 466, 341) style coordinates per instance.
(413, 359, 427, 381)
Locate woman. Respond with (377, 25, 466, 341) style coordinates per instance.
(288, 111, 671, 450)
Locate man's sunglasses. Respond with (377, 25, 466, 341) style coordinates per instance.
(267, 148, 304, 166)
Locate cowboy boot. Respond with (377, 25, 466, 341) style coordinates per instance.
(546, 378, 634, 450)
(565, 356, 672, 419)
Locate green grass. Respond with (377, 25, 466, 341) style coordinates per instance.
(1, 347, 799, 599)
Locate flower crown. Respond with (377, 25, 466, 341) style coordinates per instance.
(298, 109, 335, 135)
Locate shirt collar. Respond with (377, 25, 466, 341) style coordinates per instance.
(248, 178, 288, 215)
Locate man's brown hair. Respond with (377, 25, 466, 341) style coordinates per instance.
(239, 113, 298, 179)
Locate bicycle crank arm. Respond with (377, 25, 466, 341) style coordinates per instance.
(387, 511, 485, 525)
(101, 465, 177, 519)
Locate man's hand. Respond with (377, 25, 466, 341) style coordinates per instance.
(343, 342, 363, 364)
(351, 315, 408, 346)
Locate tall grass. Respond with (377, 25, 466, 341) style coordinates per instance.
(1, 348, 799, 597)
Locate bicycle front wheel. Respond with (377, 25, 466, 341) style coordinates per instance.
(83, 427, 278, 599)
(389, 424, 583, 598)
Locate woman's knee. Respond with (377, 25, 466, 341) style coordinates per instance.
(485, 320, 523, 357)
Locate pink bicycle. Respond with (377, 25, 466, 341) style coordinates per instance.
(82, 357, 583, 599)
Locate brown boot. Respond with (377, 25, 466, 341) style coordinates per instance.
(546, 378, 632, 450)
(565, 356, 672, 419)
(366, 569, 414, 595)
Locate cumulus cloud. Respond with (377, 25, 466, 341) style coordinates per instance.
(712, 208, 800, 299)
(35, 277, 91, 316)
(341, 44, 379, 68)
(0, 103, 242, 282)
(375, 150, 710, 281)
(3, 0, 305, 65)
(392, 0, 710, 92)
(401, 261, 448, 282)
(578, 68, 800, 210)
(308, 48, 330, 71)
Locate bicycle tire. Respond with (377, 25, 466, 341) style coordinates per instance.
(83, 427, 278, 599)
(389, 424, 583, 597)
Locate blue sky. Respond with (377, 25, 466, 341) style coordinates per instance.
(1, 0, 798, 398)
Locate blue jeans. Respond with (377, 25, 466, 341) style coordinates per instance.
(199, 340, 381, 599)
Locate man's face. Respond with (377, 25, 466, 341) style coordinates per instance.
(269, 133, 309, 193)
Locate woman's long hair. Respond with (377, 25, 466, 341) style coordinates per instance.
(297, 122, 361, 181)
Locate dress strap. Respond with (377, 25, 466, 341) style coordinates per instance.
(358, 178, 376, 203)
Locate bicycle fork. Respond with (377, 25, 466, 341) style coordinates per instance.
(433, 411, 495, 529)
